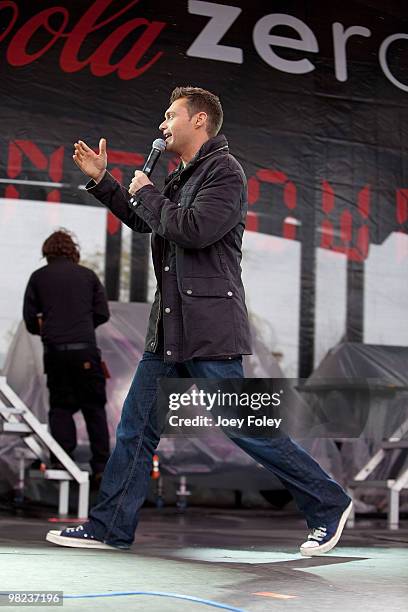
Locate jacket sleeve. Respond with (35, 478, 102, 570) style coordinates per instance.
(132, 167, 245, 249)
(86, 172, 152, 233)
(22, 276, 41, 335)
(92, 273, 110, 328)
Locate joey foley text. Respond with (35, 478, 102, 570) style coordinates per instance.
(167, 389, 283, 430)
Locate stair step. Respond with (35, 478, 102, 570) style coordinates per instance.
(29, 469, 74, 481)
(350, 480, 395, 489)
(1, 422, 31, 433)
(382, 440, 408, 449)
(0, 407, 24, 414)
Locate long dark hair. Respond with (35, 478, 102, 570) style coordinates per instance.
(42, 229, 80, 264)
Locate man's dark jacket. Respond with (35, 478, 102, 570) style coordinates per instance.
(87, 134, 252, 362)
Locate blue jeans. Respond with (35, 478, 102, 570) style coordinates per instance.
(89, 352, 350, 548)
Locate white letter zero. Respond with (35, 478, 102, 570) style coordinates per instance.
(253, 14, 318, 74)
(379, 33, 408, 93)
(187, 0, 243, 63)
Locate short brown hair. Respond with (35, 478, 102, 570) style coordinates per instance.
(170, 86, 223, 137)
(42, 229, 80, 264)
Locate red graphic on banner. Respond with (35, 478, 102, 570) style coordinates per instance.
(6, 140, 64, 202)
(1, 0, 166, 80)
(3, 139, 408, 259)
(395, 189, 408, 262)
(396, 189, 408, 225)
(320, 181, 370, 261)
(246, 211, 259, 232)
(248, 168, 298, 239)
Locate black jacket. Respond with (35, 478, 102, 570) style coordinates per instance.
(23, 258, 109, 345)
(87, 134, 252, 362)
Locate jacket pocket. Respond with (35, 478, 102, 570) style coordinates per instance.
(181, 276, 233, 298)
(180, 277, 236, 355)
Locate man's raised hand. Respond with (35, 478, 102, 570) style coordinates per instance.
(73, 138, 107, 182)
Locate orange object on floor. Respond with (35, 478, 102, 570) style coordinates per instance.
(151, 454, 160, 480)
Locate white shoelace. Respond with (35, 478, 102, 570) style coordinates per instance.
(308, 527, 327, 542)
(65, 525, 94, 539)
(66, 525, 84, 533)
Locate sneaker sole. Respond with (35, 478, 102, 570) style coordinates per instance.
(46, 530, 118, 550)
(300, 501, 353, 557)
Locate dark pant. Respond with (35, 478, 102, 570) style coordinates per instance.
(89, 352, 350, 548)
(44, 346, 110, 474)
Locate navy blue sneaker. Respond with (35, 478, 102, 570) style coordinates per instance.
(300, 501, 353, 556)
(46, 524, 116, 550)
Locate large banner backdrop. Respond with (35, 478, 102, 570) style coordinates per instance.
(1, 0, 407, 375)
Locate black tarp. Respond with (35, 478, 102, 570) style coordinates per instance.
(305, 342, 408, 494)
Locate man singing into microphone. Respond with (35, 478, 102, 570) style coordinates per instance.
(46, 86, 352, 556)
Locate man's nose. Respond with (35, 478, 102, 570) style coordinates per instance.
(159, 120, 166, 131)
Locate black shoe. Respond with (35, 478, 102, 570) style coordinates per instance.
(300, 501, 353, 556)
(46, 524, 117, 550)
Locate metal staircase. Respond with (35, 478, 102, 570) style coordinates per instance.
(0, 376, 89, 518)
(347, 418, 408, 530)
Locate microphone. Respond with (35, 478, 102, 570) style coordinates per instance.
(142, 138, 166, 177)
(129, 138, 166, 208)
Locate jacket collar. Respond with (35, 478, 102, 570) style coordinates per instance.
(164, 134, 228, 184)
(187, 133, 228, 168)
(47, 256, 72, 264)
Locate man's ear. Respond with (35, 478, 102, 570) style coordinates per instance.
(195, 111, 207, 128)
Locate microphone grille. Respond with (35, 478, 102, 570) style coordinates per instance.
(152, 138, 166, 152)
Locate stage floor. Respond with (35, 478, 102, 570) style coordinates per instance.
(0, 508, 407, 611)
